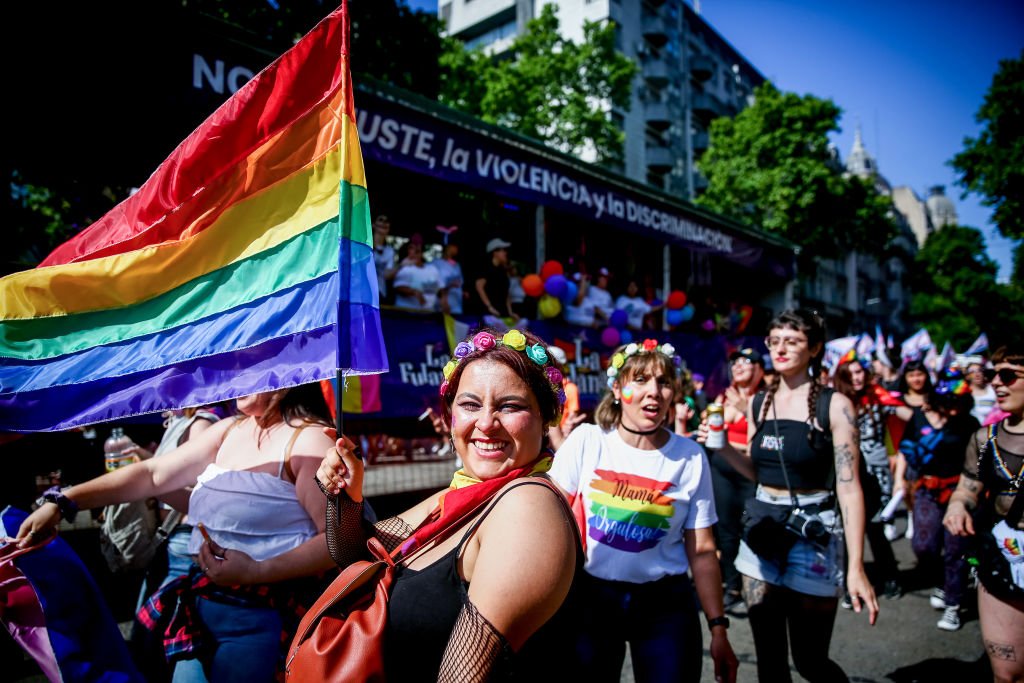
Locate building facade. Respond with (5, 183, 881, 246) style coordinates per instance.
(439, 0, 764, 200)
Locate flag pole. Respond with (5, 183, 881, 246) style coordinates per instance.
(336, 0, 350, 440)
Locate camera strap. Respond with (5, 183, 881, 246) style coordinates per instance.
(771, 401, 801, 510)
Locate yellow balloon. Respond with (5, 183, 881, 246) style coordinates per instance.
(538, 294, 562, 319)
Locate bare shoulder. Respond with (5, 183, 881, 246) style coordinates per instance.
(485, 478, 572, 531)
(829, 390, 857, 426)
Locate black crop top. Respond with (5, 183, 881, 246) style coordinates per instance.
(750, 419, 834, 490)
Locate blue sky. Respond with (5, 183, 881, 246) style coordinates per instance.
(407, 0, 1022, 280)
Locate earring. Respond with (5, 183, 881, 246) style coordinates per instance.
(614, 399, 620, 406)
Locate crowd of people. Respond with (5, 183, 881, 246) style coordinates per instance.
(8, 311, 1023, 683)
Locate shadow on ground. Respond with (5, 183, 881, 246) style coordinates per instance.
(886, 653, 991, 682)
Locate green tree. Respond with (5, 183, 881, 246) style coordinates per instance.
(950, 50, 1024, 241)
(696, 82, 897, 266)
(439, 4, 637, 164)
(909, 225, 1023, 348)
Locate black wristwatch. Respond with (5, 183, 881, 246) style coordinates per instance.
(707, 615, 730, 630)
(36, 486, 79, 523)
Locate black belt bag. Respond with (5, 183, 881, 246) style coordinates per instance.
(742, 497, 833, 561)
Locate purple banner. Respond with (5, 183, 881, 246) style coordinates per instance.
(356, 88, 794, 280)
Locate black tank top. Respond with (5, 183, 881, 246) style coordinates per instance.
(384, 480, 582, 681)
(750, 419, 833, 490)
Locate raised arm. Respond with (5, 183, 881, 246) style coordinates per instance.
(830, 391, 879, 624)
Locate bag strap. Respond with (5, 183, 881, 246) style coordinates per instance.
(816, 387, 834, 434)
(752, 391, 767, 431)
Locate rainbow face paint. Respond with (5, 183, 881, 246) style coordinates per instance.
(621, 386, 635, 404)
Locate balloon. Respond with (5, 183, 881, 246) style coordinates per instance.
(667, 290, 687, 310)
(540, 260, 564, 281)
(600, 326, 621, 348)
(521, 274, 544, 298)
(666, 309, 685, 326)
(561, 280, 579, 305)
(679, 304, 695, 322)
(537, 294, 562, 319)
(701, 319, 716, 332)
(619, 330, 633, 345)
(610, 309, 629, 329)
(544, 274, 568, 299)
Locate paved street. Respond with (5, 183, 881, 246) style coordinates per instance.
(621, 514, 989, 682)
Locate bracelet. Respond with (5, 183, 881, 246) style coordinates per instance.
(37, 486, 79, 523)
(706, 615, 730, 630)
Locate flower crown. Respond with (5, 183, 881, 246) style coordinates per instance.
(439, 330, 566, 405)
(605, 339, 678, 388)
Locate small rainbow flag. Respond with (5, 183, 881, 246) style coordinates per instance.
(0, 2, 386, 432)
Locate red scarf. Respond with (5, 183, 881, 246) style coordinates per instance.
(396, 454, 553, 560)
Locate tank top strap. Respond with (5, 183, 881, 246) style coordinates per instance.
(454, 477, 570, 556)
(278, 424, 311, 481)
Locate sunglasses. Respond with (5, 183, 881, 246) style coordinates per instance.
(983, 368, 1024, 386)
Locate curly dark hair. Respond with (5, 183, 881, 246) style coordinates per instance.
(439, 328, 564, 428)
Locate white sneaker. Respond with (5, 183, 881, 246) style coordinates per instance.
(884, 523, 899, 541)
(937, 605, 961, 631)
(905, 514, 914, 540)
(929, 588, 947, 610)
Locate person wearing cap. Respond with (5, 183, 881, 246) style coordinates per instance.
(586, 268, 615, 325)
(434, 240, 465, 315)
(372, 215, 399, 303)
(393, 233, 442, 312)
(710, 347, 766, 613)
(473, 238, 517, 319)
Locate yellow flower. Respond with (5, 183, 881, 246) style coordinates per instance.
(443, 360, 458, 379)
(502, 329, 527, 351)
(612, 353, 625, 369)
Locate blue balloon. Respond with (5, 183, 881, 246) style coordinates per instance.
(666, 308, 685, 326)
(561, 280, 578, 305)
(619, 330, 633, 345)
(610, 309, 629, 329)
(544, 274, 568, 299)
(679, 303, 695, 322)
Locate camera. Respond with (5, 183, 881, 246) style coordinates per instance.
(785, 508, 830, 550)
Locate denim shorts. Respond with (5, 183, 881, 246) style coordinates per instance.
(734, 487, 842, 598)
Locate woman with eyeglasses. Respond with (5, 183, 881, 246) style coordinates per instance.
(945, 346, 1024, 681)
(698, 309, 878, 683)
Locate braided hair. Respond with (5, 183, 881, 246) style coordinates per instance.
(759, 309, 826, 427)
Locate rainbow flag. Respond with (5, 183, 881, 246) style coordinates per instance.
(0, 2, 386, 432)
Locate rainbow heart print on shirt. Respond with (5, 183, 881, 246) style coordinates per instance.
(584, 469, 675, 552)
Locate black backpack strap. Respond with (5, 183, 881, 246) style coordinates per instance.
(751, 391, 767, 431)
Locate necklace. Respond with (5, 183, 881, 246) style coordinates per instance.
(988, 424, 1024, 490)
(619, 423, 663, 436)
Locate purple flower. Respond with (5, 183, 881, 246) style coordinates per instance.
(557, 388, 567, 405)
(545, 366, 563, 386)
(454, 341, 474, 359)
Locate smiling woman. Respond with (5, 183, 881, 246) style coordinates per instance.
(315, 328, 581, 681)
(548, 339, 738, 683)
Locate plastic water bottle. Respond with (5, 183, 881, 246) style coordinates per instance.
(104, 427, 133, 472)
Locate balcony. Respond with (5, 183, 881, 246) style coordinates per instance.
(690, 92, 722, 122)
(690, 54, 714, 82)
(644, 102, 672, 131)
(643, 58, 670, 88)
(646, 145, 674, 172)
(642, 15, 669, 47)
(691, 131, 709, 154)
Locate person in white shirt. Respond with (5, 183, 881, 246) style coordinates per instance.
(432, 241, 465, 315)
(966, 360, 998, 423)
(587, 268, 615, 325)
(372, 215, 398, 302)
(614, 279, 664, 330)
(549, 339, 738, 683)
(393, 235, 442, 311)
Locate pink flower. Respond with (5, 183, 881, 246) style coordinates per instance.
(472, 331, 496, 350)
(439, 380, 449, 397)
(545, 366, 563, 386)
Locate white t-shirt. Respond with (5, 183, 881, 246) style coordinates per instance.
(549, 424, 717, 583)
(587, 286, 614, 323)
(565, 298, 597, 326)
(373, 244, 395, 298)
(615, 295, 652, 330)
(433, 258, 464, 314)
(971, 385, 997, 424)
(393, 262, 442, 311)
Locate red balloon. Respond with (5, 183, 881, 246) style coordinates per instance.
(540, 260, 564, 281)
(667, 290, 687, 310)
(521, 274, 545, 298)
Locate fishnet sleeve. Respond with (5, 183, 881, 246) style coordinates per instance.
(372, 516, 415, 553)
(321, 484, 369, 568)
(437, 599, 511, 683)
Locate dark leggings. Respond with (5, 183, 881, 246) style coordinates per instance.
(712, 462, 756, 594)
(912, 487, 971, 605)
(575, 573, 703, 683)
(743, 576, 847, 683)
